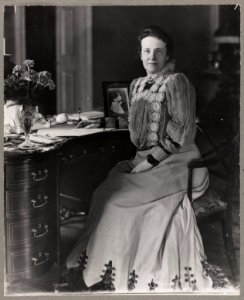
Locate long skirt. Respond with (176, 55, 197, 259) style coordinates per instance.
(66, 143, 213, 292)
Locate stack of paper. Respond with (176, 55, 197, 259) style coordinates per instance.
(67, 111, 104, 121)
(29, 134, 64, 144)
(37, 127, 113, 137)
(80, 111, 104, 119)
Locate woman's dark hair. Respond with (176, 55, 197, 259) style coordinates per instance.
(137, 25, 174, 60)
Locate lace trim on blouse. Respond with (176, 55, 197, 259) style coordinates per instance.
(130, 74, 170, 147)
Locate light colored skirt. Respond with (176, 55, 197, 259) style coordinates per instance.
(66, 143, 213, 292)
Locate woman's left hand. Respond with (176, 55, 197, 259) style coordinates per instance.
(131, 159, 154, 174)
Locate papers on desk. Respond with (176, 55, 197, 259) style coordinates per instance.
(67, 111, 104, 121)
(80, 111, 104, 119)
(28, 134, 64, 144)
(37, 127, 113, 137)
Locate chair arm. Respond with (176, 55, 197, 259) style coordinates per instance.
(188, 158, 220, 169)
(187, 157, 227, 204)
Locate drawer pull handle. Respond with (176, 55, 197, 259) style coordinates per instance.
(31, 195, 48, 208)
(32, 252, 50, 266)
(32, 224, 49, 238)
(31, 169, 48, 181)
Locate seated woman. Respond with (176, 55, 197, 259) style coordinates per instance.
(65, 25, 217, 292)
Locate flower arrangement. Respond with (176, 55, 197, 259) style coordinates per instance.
(4, 59, 55, 104)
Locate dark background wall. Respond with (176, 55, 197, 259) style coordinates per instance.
(92, 5, 213, 109)
(25, 6, 56, 114)
(4, 5, 240, 115)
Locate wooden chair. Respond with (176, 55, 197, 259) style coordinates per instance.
(187, 123, 239, 283)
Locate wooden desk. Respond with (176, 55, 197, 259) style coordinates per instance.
(4, 130, 136, 283)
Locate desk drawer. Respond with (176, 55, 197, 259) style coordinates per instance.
(6, 187, 56, 218)
(7, 240, 56, 276)
(5, 160, 56, 190)
(59, 139, 121, 164)
(7, 216, 56, 247)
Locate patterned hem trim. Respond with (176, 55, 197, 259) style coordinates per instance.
(128, 270, 139, 290)
(58, 251, 89, 292)
(171, 275, 182, 290)
(148, 279, 158, 290)
(184, 266, 198, 291)
(201, 260, 232, 289)
(100, 260, 116, 291)
(57, 254, 232, 292)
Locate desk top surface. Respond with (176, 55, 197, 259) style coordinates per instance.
(4, 129, 131, 160)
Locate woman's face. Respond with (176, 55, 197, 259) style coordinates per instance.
(140, 36, 168, 75)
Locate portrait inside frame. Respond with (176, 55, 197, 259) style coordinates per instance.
(102, 81, 130, 118)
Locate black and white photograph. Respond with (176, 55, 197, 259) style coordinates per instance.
(103, 81, 130, 117)
(2, 2, 241, 297)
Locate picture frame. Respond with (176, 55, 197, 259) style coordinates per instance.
(102, 81, 131, 118)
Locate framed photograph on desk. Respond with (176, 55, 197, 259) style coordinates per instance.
(102, 81, 130, 118)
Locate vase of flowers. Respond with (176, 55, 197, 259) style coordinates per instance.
(4, 59, 55, 148)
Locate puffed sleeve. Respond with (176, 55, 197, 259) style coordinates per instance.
(128, 78, 137, 107)
(151, 73, 196, 161)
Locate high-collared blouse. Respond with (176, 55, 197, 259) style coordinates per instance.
(128, 70, 196, 162)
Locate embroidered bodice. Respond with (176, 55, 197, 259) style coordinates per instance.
(129, 70, 196, 161)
